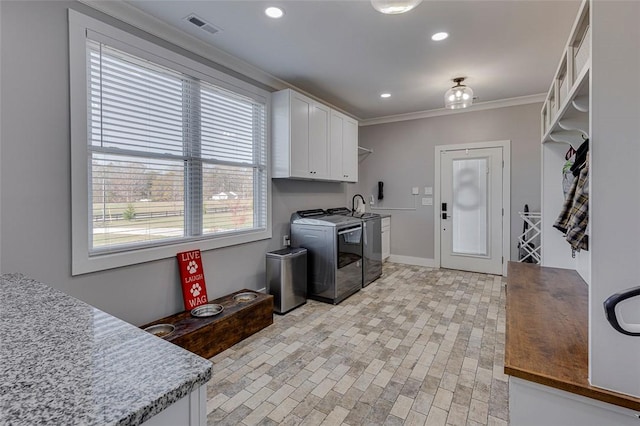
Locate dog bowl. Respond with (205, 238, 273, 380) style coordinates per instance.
(233, 292, 258, 303)
(191, 303, 224, 317)
(143, 323, 175, 339)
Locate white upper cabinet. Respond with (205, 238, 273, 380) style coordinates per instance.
(273, 89, 330, 179)
(330, 110, 358, 182)
(272, 88, 357, 182)
(308, 101, 330, 179)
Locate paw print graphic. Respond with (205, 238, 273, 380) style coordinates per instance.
(190, 283, 202, 297)
(187, 261, 198, 274)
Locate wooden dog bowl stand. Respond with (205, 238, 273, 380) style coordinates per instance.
(141, 289, 273, 359)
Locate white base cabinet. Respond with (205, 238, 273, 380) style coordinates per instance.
(381, 217, 390, 261)
(143, 385, 206, 426)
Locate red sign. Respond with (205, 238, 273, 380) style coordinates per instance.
(177, 249, 209, 310)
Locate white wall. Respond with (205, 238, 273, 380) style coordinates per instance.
(0, 1, 349, 325)
(354, 103, 542, 263)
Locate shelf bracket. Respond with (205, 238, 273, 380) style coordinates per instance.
(358, 146, 373, 154)
(549, 130, 585, 147)
(572, 95, 589, 113)
(558, 116, 589, 138)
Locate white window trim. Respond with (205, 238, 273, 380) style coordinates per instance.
(69, 9, 272, 275)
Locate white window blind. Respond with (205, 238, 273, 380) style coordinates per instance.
(88, 40, 267, 254)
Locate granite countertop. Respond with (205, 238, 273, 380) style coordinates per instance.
(0, 274, 212, 425)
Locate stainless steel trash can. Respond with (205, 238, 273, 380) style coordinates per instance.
(266, 247, 307, 314)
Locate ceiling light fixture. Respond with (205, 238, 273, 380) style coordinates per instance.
(380, 93, 391, 98)
(265, 7, 284, 19)
(371, 0, 423, 14)
(444, 77, 474, 109)
(431, 32, 448, 41)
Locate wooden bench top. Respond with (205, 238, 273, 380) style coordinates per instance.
(141, 289, 273, 359)
(505, 262, 640, 411)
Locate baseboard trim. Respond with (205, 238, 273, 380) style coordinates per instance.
(387, 255, 438, 268)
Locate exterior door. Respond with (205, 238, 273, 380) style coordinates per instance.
(440, 147, 503, 275)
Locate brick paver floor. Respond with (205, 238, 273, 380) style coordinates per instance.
(206, 263, 508, 425)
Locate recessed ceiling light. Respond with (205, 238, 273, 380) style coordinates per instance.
(265, 7, 284, 19)
(380, 93, 391, 98)
(431, 32, 449, 41)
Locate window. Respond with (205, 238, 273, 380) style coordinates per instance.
(70, 11, 271, 274)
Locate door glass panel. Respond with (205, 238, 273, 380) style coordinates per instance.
(452, 157, 488, 256)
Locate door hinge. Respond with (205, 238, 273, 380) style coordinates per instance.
(502, 160, 504, 168)
(502, 256, 504, 264)
(502, 208, 504, 216)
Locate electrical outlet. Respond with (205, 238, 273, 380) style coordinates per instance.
(422, 197, 433, 206)
(283, 235, 290, 247)
(424, 186, 433, 195)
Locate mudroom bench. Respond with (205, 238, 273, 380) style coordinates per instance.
(505, 262, 640, 425)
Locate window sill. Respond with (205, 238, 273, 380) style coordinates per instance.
(72, 229, 271, 275)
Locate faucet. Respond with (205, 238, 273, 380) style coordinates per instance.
(352, 194, 365, 213)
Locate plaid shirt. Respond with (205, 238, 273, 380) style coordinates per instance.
(553, 161, 589, 251)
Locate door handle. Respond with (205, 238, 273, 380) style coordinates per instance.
(442, 203, 450, 220)
(604, 286, 640, 336)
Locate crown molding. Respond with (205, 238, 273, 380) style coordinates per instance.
(359, 93, 546, 127)
(77, 0, 290, 91)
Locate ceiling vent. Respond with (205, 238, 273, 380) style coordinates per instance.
(184, 14, 222, 36)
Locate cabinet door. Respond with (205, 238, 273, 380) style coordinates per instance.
(289, 94, 311, 178)
(329, 111, 345, 181)
(382, 218, 391, 260)
(309, 103, 330, 179)
(329, 111, 358, 182)
(342, 117, 358, 182)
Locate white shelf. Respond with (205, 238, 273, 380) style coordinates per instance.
(542, 66, 590, 145)
(541, 0, 590, 145)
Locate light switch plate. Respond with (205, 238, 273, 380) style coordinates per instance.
(412, 187, 419, 195)
(422, 197, 433, 206)
(424, 186, 433, 195)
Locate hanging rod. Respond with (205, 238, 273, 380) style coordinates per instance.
(358, 146, 373, 153)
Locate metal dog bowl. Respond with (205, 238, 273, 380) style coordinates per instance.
(191, 303, 224, 318)
(143, 323, 175, 339)
(233, 292, 258, 303)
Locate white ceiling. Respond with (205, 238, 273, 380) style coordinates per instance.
(124, 0, 581, 121)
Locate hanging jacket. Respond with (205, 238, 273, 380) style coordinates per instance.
(565, 162, 589, 251)
(570, 139, 589, 177)
(554, 157, 589, 252)
(554, 173, 579, 234)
